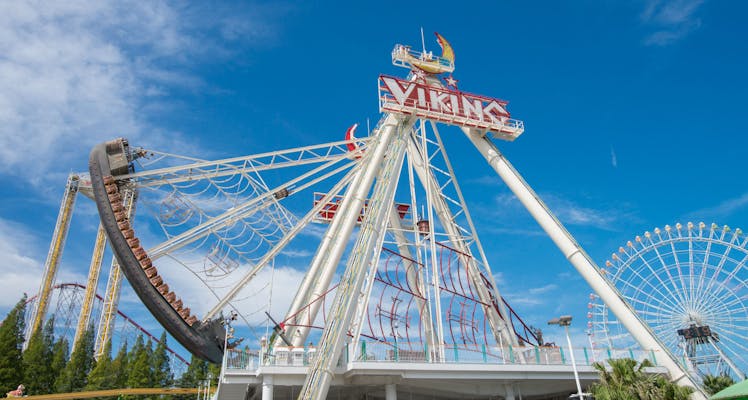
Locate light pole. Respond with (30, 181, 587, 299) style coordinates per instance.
(393, 320, 399, 361)
(548, 315, 587, 399)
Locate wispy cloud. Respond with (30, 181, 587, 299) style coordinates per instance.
(464, 175, 503, 186)
(683, 192, 748, 221)
(0, 1, 283, 192)
(504, 295, 544, 306)
(0, 218, 86, 313)
(545, 194, 630, 230)
(610, 146, 618, 168)
(476, 191, 634, 231)
(641, 0, 705, 46)
(528, 284, 558, 295)
(281, 249, 314, 258)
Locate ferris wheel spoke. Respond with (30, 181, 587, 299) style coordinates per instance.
(717, 253, 748, 294)
(699, 292, 743, 319)
(649, 241, 691, 307)
(667, 237, 695, 312)
(621, 295, 679, 317)
(624, 257, 684, 312)
(613, 264, 669, 303)
(694, 234, 716, 304)
(700, 245, 744, 305)
(702, 263, 748, 310)
(713, 332, 748, 360)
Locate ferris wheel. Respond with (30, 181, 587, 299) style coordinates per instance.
(588, 222, 748, 381)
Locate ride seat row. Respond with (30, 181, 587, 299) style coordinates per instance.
(104, 175, 198, 326)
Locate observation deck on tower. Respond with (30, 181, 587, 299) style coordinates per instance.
(392, 44, 454, 75)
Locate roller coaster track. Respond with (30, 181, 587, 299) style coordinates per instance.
(89, 139, 225, 363)
(25, 283, 189, 365)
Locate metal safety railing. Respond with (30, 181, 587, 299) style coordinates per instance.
(224, 342, 664, 371)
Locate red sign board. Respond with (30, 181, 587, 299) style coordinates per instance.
(313, 192, 410, 224)
(378, 75, 524, 140)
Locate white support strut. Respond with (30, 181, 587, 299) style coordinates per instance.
(462, 128, 706, 398)
(299, 114, 410, 400)
(284, 164, 367, 347)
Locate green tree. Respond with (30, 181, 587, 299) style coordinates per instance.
(590, 358, 693, 400)
(127, 335, 153, 389)
(208, 362, 221, 386)
(86, 339, 116, 392)
(702, 374, 735, 395)
(110, 341, 129, 389)
(23, 316, 56, 394)
(174, 356, 209, 400)
(178, 356, 208, 387)
(56, 325, 95, 393)
(50, 338, 69, 391)
(0, 295, 27, 394)
(151, 332, 172, 389)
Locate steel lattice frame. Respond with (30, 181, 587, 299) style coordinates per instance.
(25, 283, 190, 376)
(589, 222, 748, 380)
(77, 109, 532, 379)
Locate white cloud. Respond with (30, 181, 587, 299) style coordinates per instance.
(0, 1, 279, 191)
(528, 283, 558, 295)
(0, 218, 86, 314)
(684, 192, 748, 221)
(484, 191, 632, 231)
(545, 194, 623, 230)
(641, 0, 705, 46)
(0, 219, 44, 309)
(281, 249, 314, 258)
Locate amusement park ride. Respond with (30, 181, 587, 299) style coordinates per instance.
(24, 32, 747, 399)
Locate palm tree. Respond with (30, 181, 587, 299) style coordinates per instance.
(590, 358, 693, 400)
(702, 374, 735, 395)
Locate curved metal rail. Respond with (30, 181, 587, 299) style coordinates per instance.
(89, 138, 225, 363)
(25, 282, 190, 366)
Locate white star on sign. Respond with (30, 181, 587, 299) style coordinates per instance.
(445, 75, 458, 89)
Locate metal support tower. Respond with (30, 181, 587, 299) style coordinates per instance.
(407, 123, 519, 351)
(27, 173, 79, 342)
(461, 127, 706, 398)
(73, 223, 108, 352)
(94, 187, 136, 357)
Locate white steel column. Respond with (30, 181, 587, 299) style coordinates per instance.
(261, 375, 274, 400)
(385, 383, 397, 400)
(463, 128, 705, 398)
(291, 115, 416, 348)
(299, 115, 410, 400)
(504, 383, 516, 400)
(286, 166, 367, 346)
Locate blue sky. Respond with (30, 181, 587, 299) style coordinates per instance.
(1, 0, 747, 354)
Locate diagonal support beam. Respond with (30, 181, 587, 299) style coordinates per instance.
(462, 127, 706, 398)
